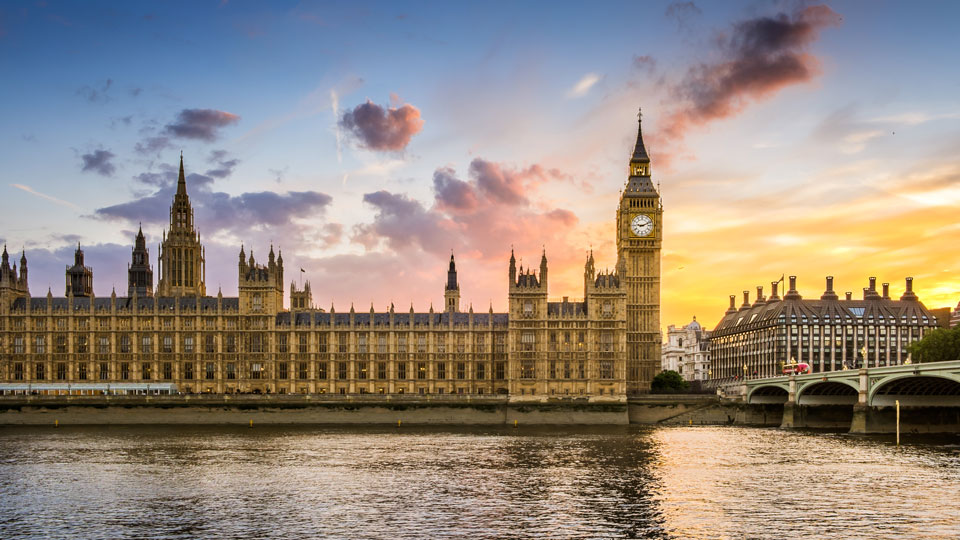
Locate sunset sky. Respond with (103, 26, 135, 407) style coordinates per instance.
(1, 0, 959, 329)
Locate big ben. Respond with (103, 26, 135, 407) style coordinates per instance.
(617, 109, 661, 394)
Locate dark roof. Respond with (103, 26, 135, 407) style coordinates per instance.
(623, 175, 657, 196)
(712, 295, 938, 336)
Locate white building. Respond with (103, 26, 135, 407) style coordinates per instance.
(661, 317, 711, 382)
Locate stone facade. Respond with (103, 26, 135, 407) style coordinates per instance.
(0, 113, 659, 397)
(661, 317, 710, 382)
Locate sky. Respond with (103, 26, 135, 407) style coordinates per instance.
(1, 0, 960, 330)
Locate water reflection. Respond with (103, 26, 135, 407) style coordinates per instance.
(0, 426, 958, 539)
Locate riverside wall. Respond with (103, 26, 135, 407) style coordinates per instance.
(0, 395, 630, 426)
(0, 394, 787, 426)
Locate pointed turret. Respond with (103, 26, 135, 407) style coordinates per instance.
(128, 226, 153, 297)
(508, 248, 516, 285)
(539, 248, 548, 289)
(445, 252, 461, 313)
(446, 252, 458, 291)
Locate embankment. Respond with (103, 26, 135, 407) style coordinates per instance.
(0, 395, 630, 425)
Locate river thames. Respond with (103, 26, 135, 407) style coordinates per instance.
(1, 425, 958, 539)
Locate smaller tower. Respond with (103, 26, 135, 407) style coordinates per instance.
(127, 225, 154, 297)
(0, 245, 30, 304)
(445, 253, 460, 313)
(66, 243, 93, 297)
(238, 245, 284, 314)
(290, 280, 313, 310)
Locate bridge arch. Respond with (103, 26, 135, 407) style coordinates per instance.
(796, 380, 859, 406)
(747, 384, 789, 404)
(869, 374, 960, 407)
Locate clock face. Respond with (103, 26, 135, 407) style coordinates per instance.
(630, 214, 654, 236)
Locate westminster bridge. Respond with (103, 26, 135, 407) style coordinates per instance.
(743, 360, 960, 432)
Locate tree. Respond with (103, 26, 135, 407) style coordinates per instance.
(907, 326, 960, 364)
(651, 370, 690, 393)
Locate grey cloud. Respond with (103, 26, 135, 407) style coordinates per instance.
(432, 166, 478, 212)
(164, 109, 240, 141)
(80, 149, 116, 176)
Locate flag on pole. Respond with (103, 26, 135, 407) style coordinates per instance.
(300, 268, 305, 273)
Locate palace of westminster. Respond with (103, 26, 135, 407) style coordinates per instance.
(0, 114, 664, 397)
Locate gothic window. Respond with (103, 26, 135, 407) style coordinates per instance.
(437, 362, 446, 380)
(226, 363, 236, 380)
(35, 363, 45, 380)
(142, 336, 153, 354)
(184, 362, 194, 380)
(184, 336, 194, 353)
(78, 363, 87, 380)
(378, 362, 387, 380)
(163, 362, 173, 380)
(520, 360, 535, 379)
(252, 294, 262, 312)
(300, 362, 310, 380)
(34, 336, 44, 354)
(600, 361, 614, 379)
(13, 336, 24, 354)
(121, 363, 130, 380)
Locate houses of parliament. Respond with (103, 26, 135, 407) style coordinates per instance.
(0, 114, 662, 397)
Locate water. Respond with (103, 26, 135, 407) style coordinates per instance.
(1, 426, 958, 539)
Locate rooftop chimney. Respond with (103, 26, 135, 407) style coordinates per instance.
(739, 290, 751, 310)
(865, 277, 881, 300)
(900, 277, 918, 301)
(784, 275, 802, 300)
(769, 281, 781, 302)
(754, 286, 765, 306)
(845, 291, 852, 301)
(882, 283, 890, 300)
(726, 295, 737, 315)
(821, 276, 838, 300)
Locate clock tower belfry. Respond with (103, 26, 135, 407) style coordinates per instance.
(616, 108, 662, 394)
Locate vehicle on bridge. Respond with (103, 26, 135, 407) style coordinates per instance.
(782, 362, 811, 375)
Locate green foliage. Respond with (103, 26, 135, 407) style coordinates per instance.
(907, 326, 960, 364)
(651, 370, 690, 394)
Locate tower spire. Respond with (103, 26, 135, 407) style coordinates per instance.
(629, 107, 651, 177)
(177, 151, 187, 196)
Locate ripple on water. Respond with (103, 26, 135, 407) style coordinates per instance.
(0, 425, 958, 539)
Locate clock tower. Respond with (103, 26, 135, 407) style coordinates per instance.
(616, 109, 662, 394)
